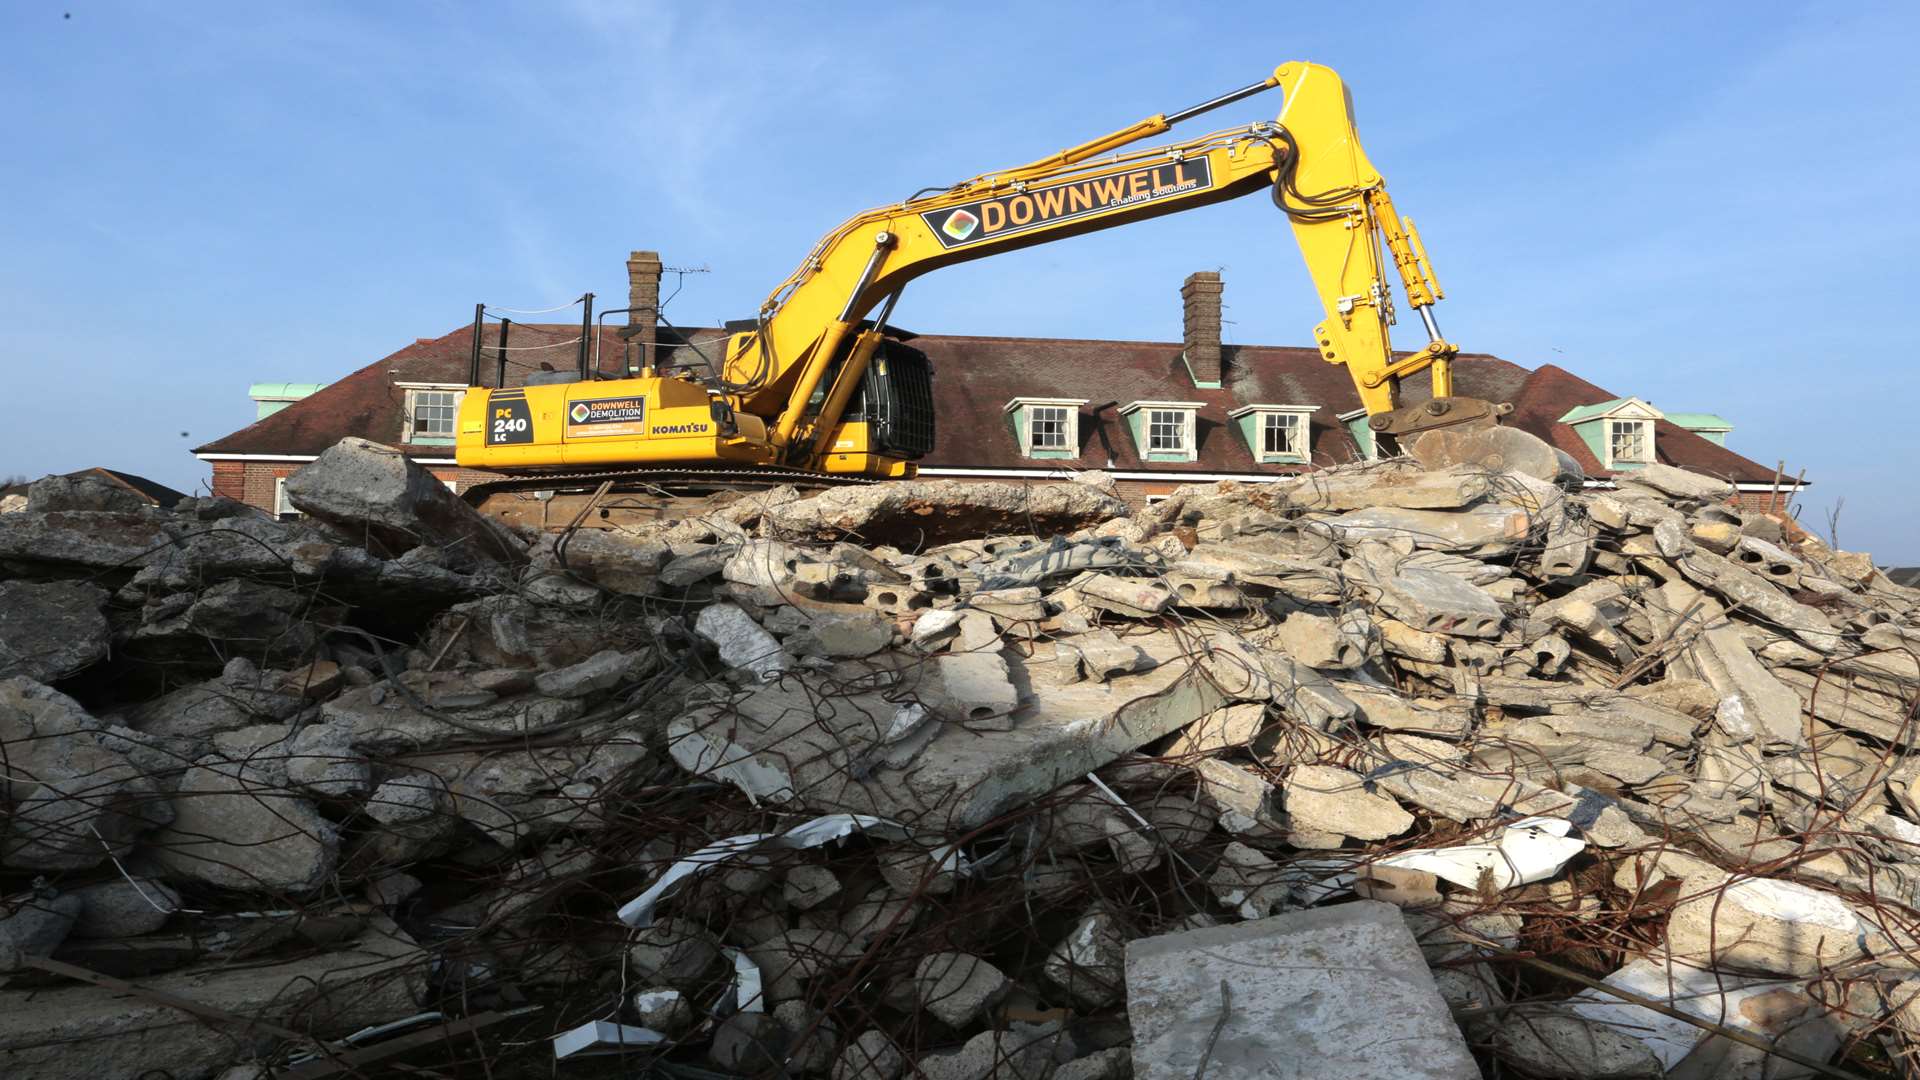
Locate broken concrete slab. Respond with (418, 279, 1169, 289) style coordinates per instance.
(146, 760, 339, 893)
(285, 436, 526, 571)
(0, 920, 423, 1079)
(1344, 545, 1505, 638)
(1619, 462, 1734, 501)
(914, 951, 1010, 1027)
(2, 678, 173, 871)
(761, 480, 1128, 547)
(1410, 426, 1583, 485)
(696, 602, 793, 682)
(1124, 901, 1478, 1080)
(1282, 764, 1414, 841)
(1074, 573, 1174, 618)
(1268, 610, 1369, 670)
(532, 648, 634, 698)
(1326, 504, 1533, 554)
(322, 677, 587, 753)
(667, 645, 1230, 832)
(0, 580, 110, 683)
(833, 1030, 905, 1080)
(1664, 871, 1865, 977)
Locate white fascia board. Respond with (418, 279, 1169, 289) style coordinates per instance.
(917, 466, 1292, 483)
(1003, 397, 1090, 413)
(1227, 403, 1321, 419)
(1335, 407, 1369, 422)
(195, 453, 319, 462)
(394, 381, 470, 391)
(1118, 400, 1208, 414)
(196, 452, 459, 465)
(1578, 478, 1810, 492)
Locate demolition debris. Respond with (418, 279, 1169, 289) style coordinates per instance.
(0, 434, 1916, 1079)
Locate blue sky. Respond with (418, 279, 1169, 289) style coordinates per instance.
(3, 3, 1916, 560)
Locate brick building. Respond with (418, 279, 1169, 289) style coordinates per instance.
(193, 253, 1805, 516)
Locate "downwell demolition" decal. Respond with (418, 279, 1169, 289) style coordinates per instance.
(920, 159, 1214, 249)
(564, 396, 647, 438)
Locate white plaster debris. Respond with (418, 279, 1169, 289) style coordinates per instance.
(1566, 958, 1800, 1071)
(618, 814, 911, 927)
(551, 1020, 668, 1059)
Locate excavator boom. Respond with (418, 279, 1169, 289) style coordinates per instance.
(456, 62, 1503, 483)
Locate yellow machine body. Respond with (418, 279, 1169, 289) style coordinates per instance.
(458, 61, 1499, 480)
(455, 372, 911, 477)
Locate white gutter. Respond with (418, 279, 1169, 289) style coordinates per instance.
(192, 455, 1805, 492)
(917, 466, 1292, 483)
(1579, 478, 1808, 492)
(195, 453, 459, 465)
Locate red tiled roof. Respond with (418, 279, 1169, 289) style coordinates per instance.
(1, 467, 188, 506)
(194, 322, 1786, 485)
(907, 332, 1527, 473)
(194, 323, 630, 457)
(1502, 363, 1780, 484)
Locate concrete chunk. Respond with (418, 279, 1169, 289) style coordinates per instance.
(1345, 547, 1505, 638)
(1268, 610, 1368, 670)
(1665, 872, 1865, 977)
(1283, 764, 1413, 841)
(696, 603, 792, 681)
(1410, 427, 1583, 484)
(1328, 504, 1532, 554)
(914, 951, 1010, 1027)
(1124, 902, 1478, 1080)
(147, 760, 339, 893)
(285, 437, 524, 570)
(1076, 573, 1174, 617)
(0, 580, 110, 683)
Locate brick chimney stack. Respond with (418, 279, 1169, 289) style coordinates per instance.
(1181, 270, 1224, 385)
(626, 250, 663, 369)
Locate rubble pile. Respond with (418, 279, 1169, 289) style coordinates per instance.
(1, 433, 1917, 1078)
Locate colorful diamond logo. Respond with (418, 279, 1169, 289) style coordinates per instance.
(942, 208, 979, 241)
(570, 403, 591, 423)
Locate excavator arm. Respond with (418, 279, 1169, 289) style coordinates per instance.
(733, 60, 1504, 467)
(454, 61, 1502, 484)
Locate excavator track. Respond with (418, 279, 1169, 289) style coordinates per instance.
(461, 466, 879, 533)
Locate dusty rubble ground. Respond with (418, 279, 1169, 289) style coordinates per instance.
(0, 433, 1917, 1079)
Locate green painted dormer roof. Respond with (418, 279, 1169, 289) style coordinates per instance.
(1557, 398, 1629, 425)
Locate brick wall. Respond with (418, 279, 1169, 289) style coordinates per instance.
(1728, 489, 1805, 516)
(210, 460, 246, 501)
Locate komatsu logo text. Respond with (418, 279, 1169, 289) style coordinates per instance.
(920, 159, 1214, 249)
(651, 423, 709, 436)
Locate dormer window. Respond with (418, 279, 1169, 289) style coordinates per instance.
(1559, 396, 1663, 471)
(1003, 397, 1087, 459)
(399, 382, 467, 446)
(1119, 400, 1204, 462)
(1229, 404, 1318, 464)
(1608, 418, 1652, 465)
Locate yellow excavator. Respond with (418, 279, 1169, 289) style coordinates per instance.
(456, 61, 1506, 494)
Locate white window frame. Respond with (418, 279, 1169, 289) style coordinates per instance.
(1003, 397, 1088, 458)
(273, 476, 301, 520)
(1231, 404, 1319, 463)
(403, 385, 465, 443)
(1607, 418, 1654, 467)
(1119, 400, 1204, 462)
(1147, 409, 1188, 454)
(1028, 405, 1072, 452)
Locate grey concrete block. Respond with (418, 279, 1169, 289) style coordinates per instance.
(1124, 901, 1478, 1080)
